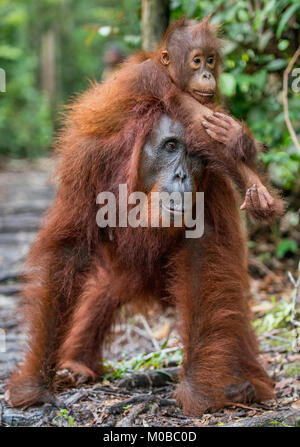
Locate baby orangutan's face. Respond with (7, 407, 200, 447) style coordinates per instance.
(161, 24, 219, 104)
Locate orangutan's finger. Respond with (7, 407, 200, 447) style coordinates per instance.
(204, 114, 230, 130)
(204, 128, 226, 144)
(249, 184, 260, 209)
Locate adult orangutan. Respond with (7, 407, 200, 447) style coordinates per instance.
(6, 17, 279, 415)
(137, 16, 283, 219)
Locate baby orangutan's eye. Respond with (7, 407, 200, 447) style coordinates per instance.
(193, 57, 201, 64)
(207, 56, 214, 65)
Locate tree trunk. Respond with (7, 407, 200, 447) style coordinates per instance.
(142, 0, 170, 51)
(41, 28, 56, 109)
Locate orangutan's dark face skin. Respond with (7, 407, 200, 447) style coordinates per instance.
(139, 114, 203, 215)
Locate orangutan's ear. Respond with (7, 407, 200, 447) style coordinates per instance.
(161, 50, 170, 66)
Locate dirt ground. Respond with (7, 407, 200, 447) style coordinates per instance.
(0, 158, 299, 427)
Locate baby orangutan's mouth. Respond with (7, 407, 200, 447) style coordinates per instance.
(193, 90, 215, 99)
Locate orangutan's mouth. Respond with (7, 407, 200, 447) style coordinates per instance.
(162, 202, 185, 215)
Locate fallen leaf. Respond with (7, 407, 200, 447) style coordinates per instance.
(291, 400, 300, 409)
(152, 321, 171, 340)
(288, 354, 300, 362)
(251, 301, 274, 313)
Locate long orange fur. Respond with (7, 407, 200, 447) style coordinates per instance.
(7, 18, 275, 415)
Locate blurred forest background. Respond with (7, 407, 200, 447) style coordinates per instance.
(0, 0, 299, 251)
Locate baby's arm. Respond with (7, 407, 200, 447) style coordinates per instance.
(179, 93, 284, 221)
(202, 112, 258, 164)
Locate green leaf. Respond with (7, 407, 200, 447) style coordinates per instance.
(237, 9, 249, 22)
(161, 339, 168, 349)
(182, 0, 199, 17)
(236, 73, 253, 92)
(0, 45, 22, 60)
(276, 3, 300, 38)
(276, 239, 298, 259)
(278, 39, 290, 51)
(253, 299, 293, 333)
(257, 30, 273, 52)
(219, 72, 236, 97)
(265, 58, 287, 71)
(123, 404, 133, 410)
(253, 70, 267, 89)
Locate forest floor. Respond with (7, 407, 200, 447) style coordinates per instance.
(0, 158, 299, 427)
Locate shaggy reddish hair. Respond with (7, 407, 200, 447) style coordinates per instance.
(7, 18, 275, 415)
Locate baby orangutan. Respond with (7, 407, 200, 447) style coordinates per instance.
(157, 16, 284, 220)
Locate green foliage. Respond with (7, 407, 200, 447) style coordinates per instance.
(0, 0, 141, 157)
(253, 296, 297, 352)
(269, 420, 290, 427)
(103, 347, 182, 381)
(262, 149, 300, 189)
(219, 72, 236, 97)
(1, 0, 300, 193)
(171, 0, 300, 192)
(276, 238, 298, 258)
(123, 404, 133, 410)
(253, 298, 293, 333)
(0, 0, 53, 157)
(284, 362, 300, 377)
(53, 408, 75, 427)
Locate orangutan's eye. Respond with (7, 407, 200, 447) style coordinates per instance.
(207, 56, 214, 65)
(193, 57, 201, 64)
(165, 140, 177, 152)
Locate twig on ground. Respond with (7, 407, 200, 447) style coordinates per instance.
(288, 263, 300, 351)
(106, 394, 176, 415)
(227, 402, 264, 412)
(116, 403, 148, 427)
(118, 367, 179, 389)
(138, 315, 160, 350)
(141, 346, 181, 360)
(260, 331, 293, 352)
(92, 385, 134, 396)
(264, 333, 293, 344)
(131, 326, 156, 343)
(64, 390, 89, 406)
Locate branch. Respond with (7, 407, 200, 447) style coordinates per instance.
(138, 314, 160, 350)
(283, 45, 300, 155)
(288, 262, 300, 352)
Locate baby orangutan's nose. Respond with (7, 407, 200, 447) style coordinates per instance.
(202, 71, 212, 80)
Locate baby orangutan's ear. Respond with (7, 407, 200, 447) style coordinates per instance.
(161, 50, 170, 65)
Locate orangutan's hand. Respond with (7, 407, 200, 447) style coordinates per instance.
(202, 112, 242, 146)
